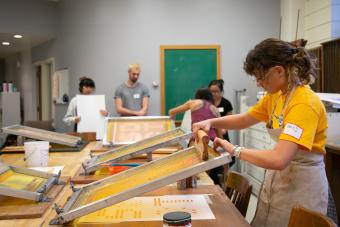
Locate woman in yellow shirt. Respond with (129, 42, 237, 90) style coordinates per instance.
(193, 38, 333, 226)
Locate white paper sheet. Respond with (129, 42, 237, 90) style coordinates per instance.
(180, 109, 192, 132)
(77, 194, 215, 223)
(77, 95, 106, 140)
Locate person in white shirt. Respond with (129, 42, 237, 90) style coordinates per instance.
(63, 77, 107, 131)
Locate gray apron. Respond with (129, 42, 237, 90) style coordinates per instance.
(251, 88, 329, 227)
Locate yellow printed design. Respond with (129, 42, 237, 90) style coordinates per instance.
(98, 129, 184, 163)
(0, 170, 46, 191)
(105, 119, 172, 144)
(72, 147, 218, 209)
(74, 195, 214, 224)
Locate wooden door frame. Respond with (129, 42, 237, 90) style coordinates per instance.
(36, 65, 42, 120)
(32, 57, 55, 121)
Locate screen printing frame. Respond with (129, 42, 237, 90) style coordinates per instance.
(102, 116, 175, 146)
(51, 134, 231, 224)
(83, 128, 191, 174)
(0, 162, 62, 201)
(2, 125, 83, 147)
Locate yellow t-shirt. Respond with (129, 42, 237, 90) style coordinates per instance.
(248, 85, 327, 154)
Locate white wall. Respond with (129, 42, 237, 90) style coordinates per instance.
(4, 54, 20, 89)
(281, 0, 340, 48)
(0, 0, 57, 35)
(20, 49, 35, 121)
(0, 0, 58, 122)
(280, 0, 305, 41)
(32, 0, 281, 134)
(305, 0, 332, 48)
(3, 49, 36, 122)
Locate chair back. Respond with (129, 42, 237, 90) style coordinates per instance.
(288, 204, 336, 227)
(225, 171, 252, 217)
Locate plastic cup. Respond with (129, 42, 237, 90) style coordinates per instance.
(24, 141, 49, 167)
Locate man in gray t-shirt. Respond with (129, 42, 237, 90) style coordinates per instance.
(114, 63, 150, 116)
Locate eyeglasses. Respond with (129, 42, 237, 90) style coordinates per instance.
(252, 67, 276, 83)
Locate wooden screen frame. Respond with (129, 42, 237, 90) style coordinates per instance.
(160, 45, 221, 115)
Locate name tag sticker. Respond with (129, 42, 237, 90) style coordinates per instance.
(283, 123, 303, 140)
(133, 93, 141, 99)
(218, 107, 224, 113)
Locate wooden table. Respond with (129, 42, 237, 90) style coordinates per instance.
(325, 136, 340, 222)
(0, 142, 95, 227)
(0, 141, 98, 176)
(68, 185, 250, 227)
(0, 142, 249, 227)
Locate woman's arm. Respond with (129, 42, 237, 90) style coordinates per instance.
(168, 100, 192, 119)
(214, 138, 299, 170)
(193, 112, 260, 134)
(221, 111, 232, 135)
(63, 98, 79, 125)
(211, 112, 259, 129)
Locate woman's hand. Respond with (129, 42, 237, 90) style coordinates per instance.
(100, 110, 108, 117)
(192, 120, 212, 142)
(213, 137, 234, 154)
(74, 116, 81, 123)
(168, 109, 176, 120)
(169, 113, 176, 120)
(192, 120, 212, 135)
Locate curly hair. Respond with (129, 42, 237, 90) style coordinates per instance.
(243, 38, 316, 85)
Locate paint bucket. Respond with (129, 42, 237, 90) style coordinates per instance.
(163, 211, 192, 227)
(24, 141, 49, 167)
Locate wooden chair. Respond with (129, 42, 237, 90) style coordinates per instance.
(288, 204, 337, 227)
(225, 171, 252, 217)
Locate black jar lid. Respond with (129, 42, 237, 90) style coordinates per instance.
(163, 211, 191, 224)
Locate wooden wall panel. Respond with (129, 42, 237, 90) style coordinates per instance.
(308, 47, 323, 92)
(322, 38, 340, 93)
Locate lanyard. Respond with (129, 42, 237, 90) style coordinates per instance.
(266, 86, 296, 129)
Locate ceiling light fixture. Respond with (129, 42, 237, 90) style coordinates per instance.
(14, 34, 23, 38)
(1, 42, 10, 46)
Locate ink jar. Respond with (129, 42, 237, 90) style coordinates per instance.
(163, 211, 192, 227)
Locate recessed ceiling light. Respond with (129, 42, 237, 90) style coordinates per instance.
(14, 34, 23, 39)
(1, 42, 10, 46)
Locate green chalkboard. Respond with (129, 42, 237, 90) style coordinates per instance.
(161, 46, 220, 121)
